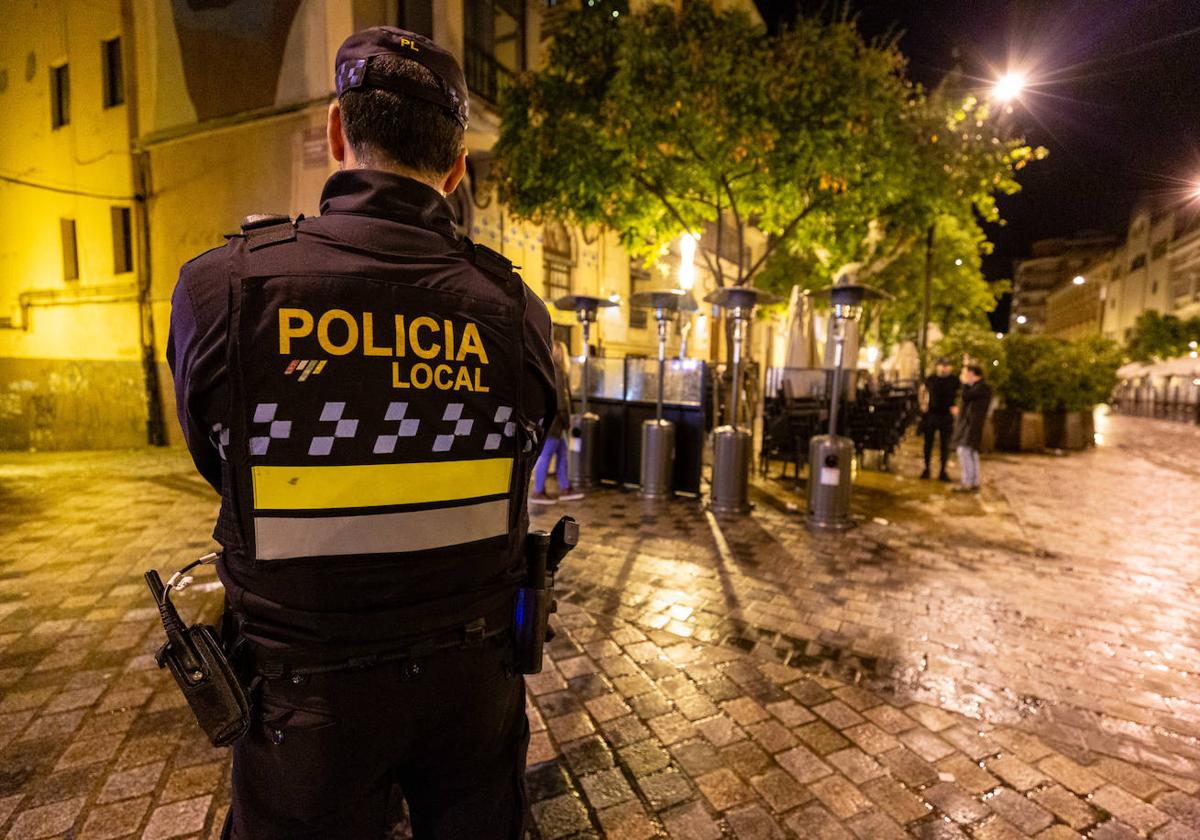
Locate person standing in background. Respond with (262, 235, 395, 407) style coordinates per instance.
(951, 364, 993, 493)
(531, 341, 581, 504)
(919, 358, 960, 481)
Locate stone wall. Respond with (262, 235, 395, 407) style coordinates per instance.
(0, 358, 148, 450)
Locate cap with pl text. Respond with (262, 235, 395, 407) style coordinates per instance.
(335, 26, 469, 129)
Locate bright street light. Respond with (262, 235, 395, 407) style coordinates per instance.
(992, 72, 1027, 103)
(1072, 275, 1086, 285)
(954, 258, 963, 266)
(1015, 314, 1028, 325)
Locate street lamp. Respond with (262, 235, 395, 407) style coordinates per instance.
(1073, 275, 1086, 285)
(806, 277, 892, 531)
(992, 71, 1027, 102)
(553, 294, 620, 490)
(1016, 315, 1028, 325)
(629, 289, 698, 498)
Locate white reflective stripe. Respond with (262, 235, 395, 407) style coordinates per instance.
(253, 498, 510, 561)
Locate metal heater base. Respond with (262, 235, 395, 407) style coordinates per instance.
(640, 419, 675, 499)
(568, 412, 601, 490)
(709, 426, 752, 515)
(805, 434, 855, 531)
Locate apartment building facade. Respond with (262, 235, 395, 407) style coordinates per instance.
(1, 0, 762, 450)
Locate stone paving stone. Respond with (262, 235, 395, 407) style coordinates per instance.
(725, 803, 786, 839)
(776, 744, 833, 784)
(971, 815, 1031, 840)
(879, 746, 941, 788)
(922, 781, 989, 824)
(1088, 819, 1142, 839)
(594, 800, 658, 840)
(986, 753, 1049, 791)
(635, 768, 694, 812)
(1090, 783, 1171, 833)
(795, 720, 852, 755)
(661, 800, 720, 840)
(719, 740, 772, 780)
(579, 767, 635, 810)
(845, 808, 909, 840)
(1156, 790, 1200, 829)
(808, 773, 874, 819)
(937, 753, 999, 795)
(864, 704, 919, 735)
(764, 699, 815, 728)
(160, 762, 223, 804)
(939, 725, 1000, 761)
(1038, 753, 1105, 794)
(694, 714, 746, 748)
(141, 794, 211, 840)
(5, 796, 85, 839)
(77, 796, 150, 840)
(530, 794, 592, 839)
(1030, 783, 1100, 829)
(1034, 827, 1084, 840)
(899, 727, 956, 763)
(617, 739, 670, 777)
(1094, 756, 1169, 800)
(813, 700, 867, 729)
(561, 734, 614, 775)
(827, 747, 886, 784)
(860, 775, 932, 825)
(1154, 823, 1200, 840)
(694, 767, 753, 811)
(749, 767, 811, 813)
(983, 787, 1055, 834)
(785, 802, 855, 840)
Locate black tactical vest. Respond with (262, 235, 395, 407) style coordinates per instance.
(215, 216, 537, 657)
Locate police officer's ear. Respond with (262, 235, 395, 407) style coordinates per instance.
(440, 148, 468, 196)
(328, 100, 351, 167)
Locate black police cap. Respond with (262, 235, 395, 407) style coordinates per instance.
(335, 26, 469, 129)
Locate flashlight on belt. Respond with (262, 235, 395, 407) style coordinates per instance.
(514, 515, 578, 674)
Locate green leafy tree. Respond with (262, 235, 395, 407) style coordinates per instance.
(493, 1, 915, 288)
(1125, 311, 1200, 362)
(933, 322, 1006, 393)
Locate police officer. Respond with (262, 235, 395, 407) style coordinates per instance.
(167, 27, 555, 839)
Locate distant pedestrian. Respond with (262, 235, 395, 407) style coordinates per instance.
(531, 341, 582, 504)
(919, 358, 960, 481)
(951, 364, 993, 493)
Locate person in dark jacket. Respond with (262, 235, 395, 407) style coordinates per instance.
(919, 358, 959, 481)
(530, 340, 581, 503)
(951, 364, 993, 493)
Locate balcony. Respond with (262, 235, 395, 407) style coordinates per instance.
(464, 41, 516, 107)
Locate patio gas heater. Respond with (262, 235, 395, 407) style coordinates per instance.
(554, 294, 619, 490)
(806, 278, 891, 530)
(629, 289, 698, 498)
(704, 286, 779, 515)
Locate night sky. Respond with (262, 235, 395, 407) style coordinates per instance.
(756, 0, 1200, 326)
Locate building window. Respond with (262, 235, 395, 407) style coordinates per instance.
(1151, 239, 1168, 260)
(397, 0, 433, 36)
(61, 218, 79, 281)
(101, 37, 124, 107)
(464, 0, 526, 105)
(1130, 253, 1146, 271)
(629, 262, 650, 329)
(542, 220, 572, 303)
(50, 63, 69, 128)
(112, 207, 133, 274)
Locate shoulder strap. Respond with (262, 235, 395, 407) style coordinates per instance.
(469, 240, 515, 282)
(239, 214, 299, 251)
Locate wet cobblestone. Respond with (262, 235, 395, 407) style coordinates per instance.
(0, 413, 1196, 837)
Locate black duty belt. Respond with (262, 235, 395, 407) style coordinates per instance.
(251, 602, 513, 680)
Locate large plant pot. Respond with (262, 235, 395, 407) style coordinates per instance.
(980, 414, 995, 454)
(1044, 410, 1088, 450)
(1081, 409, 1096, 447)
(991, 408, 1022, 452)
(1019, 411, 1045, 452)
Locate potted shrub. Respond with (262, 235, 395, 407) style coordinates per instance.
(994, 334, 1058, 452)
(1043, 337, 1122, 449)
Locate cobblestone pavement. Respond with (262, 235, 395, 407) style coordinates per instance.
(1, 411, 1198, 838)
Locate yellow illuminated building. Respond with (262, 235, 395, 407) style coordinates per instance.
(1, 0, 763, 450)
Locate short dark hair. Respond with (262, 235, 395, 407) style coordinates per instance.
(338, 55, 464, 176)
(966, 364, 985, 378)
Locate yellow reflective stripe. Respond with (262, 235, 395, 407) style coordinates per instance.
(252, 458, 513, 510)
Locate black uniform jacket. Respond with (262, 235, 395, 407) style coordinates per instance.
(952, 379, 993, 451)
(167, 170, 556, 654)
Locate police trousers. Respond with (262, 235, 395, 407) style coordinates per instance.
(222, 635, 529, 839)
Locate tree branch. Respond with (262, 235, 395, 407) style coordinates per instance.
(741, 200, 817, 286)
(632, 171, 724, 287)
(720, 174, 745, 285)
